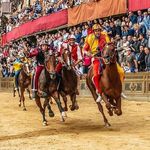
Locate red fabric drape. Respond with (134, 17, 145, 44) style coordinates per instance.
(1, 9, 68, 46)
(128, 0, 150, 11)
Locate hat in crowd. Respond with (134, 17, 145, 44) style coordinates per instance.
(127, 47, 131, 51)
(40, 40, 48, 45)
(92, 24, 102, 31)
(69, 35, 76, 40)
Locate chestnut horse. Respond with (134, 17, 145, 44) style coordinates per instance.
(59, 48, 79, 111)
(15, 62, 31, 111)
(86, 43, 122, 127)
(35, 51, 67, 126)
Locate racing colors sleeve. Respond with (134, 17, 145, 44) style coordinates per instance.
(26, 48, 39, 58)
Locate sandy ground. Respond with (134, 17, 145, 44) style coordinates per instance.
(0, 92, 150, 150)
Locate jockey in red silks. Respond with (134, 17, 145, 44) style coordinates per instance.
(24, 40, 49, 99)
(83, 24, 110, 102)
(55, 35, 83, 74)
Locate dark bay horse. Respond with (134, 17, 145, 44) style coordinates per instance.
(59, 48, 79, 111)
(35, 51, 67, 126)
(86, 43, 122, 127)
(15, 62, 31, 111)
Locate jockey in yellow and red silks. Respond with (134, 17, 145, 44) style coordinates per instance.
(83, 24, 125, 102)
(83, 24, 110, 102)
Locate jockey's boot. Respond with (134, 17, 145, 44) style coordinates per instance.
(96, 92, 102, 103)
(32, 91, 38, 99)
(92, 75, 102, 103)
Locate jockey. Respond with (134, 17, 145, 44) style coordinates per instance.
(13, 51, 24, 90)
(24, 40, 49, 99)
(55, 35, 82, 74)
(83, 24, 110, 102)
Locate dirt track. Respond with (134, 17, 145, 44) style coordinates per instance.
(0, 92, 150, 150)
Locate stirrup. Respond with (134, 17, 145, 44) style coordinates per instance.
(32, 91, 37, 99)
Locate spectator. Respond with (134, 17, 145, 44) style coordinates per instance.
(137, 45, 146, 71)
(131, 36, 140, 54)
(128, 11, 137, 25)
(144, 47, 150, 71)
(137, 10, 143, 24)
(126, 48, 138, 72)
(139, 34, 148, 47)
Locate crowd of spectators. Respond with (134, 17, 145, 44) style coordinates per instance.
(0, 8, 150, 77)
(3, 0, 98, 33)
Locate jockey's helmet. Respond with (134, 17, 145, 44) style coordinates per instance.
(18, 51, 25, 58)
(92, 24, 101, 31)
(69, 35, 76, 40)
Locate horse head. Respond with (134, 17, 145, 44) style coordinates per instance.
(62, 48, 72, 70)
(22, 62, 31, 76)
(45, 50, 56, 80)
(102, 43, 116, 65)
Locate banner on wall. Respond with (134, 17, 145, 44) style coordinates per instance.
(68, 0, 127, 26)
(1, 9, 68, 46)
(128, 0, 150, 11)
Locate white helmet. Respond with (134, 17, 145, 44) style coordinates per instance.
(18, 51, 25, 58)
(69, 35, 76, 40)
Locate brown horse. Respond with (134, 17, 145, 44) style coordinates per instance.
(35, 51, 67, 126)
(59, 48, 79, 111)
(15, 62, 31, 111)
(86, 43, 122, 127)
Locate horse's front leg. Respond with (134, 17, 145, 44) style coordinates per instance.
(102, 93, 113, 116)
(26, 88, 32, 100)
(46, 98, 55, 117)
(52, 91, 67, 122)
(114, 96, 122, 116)
(21, 88, 26, 111)
(17, 88, 21, 98)
(86, 78, 111, 127)
(70, 93, 79, 111)
(60, 92, 68, 111)
(13, 84, 16, 97)
(35, 96, 47, 126)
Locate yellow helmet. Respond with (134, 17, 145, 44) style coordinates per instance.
(92, 24, 101, 31)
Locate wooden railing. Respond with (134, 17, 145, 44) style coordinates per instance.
(0, 73, 150, 99)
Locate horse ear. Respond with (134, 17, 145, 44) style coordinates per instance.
(107, 42, 115, 51)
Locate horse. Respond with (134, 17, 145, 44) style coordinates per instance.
(35, 50, 67, 126)
(15, 62, 31, 111)
(86, 43, 122, 127)
(59, 48, 79, 111)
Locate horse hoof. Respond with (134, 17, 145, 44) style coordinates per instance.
(105, 122, 111, 127)
(75, 105, 79, 110)
(108, 110, 113, 116)
(43, 121, 48, 126)
(69, 105, 75, 111)
(63, 107, 68, 112)
(115, 110, 122, 116)
(23, 108, 27, 111)
(49, 112, 55, 118)
(18, 104, 21, 107)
